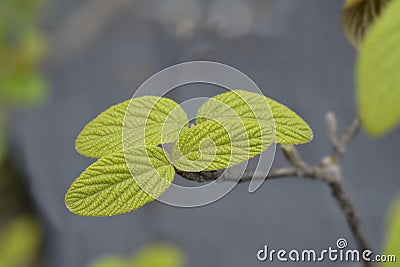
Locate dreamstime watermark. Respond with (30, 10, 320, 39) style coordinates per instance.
(257, 238, 397, 263)
(122, 61, 277, 208)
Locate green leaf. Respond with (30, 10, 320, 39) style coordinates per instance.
(382, 194, 400, 267)
(123, 96, 188, 150)
(342, 0, 390, 48)
(130, 244, 185, 267)
(65, 146, 175, 216)
(75, 96, 188, 158)
(196, 90, 312, 145)
(75, 100, 129, 158)
(172, 119, 274, 172)
(196, 90, 274, 140)
(0, 216, 41, 267)
(265, 97, 313, 144)
(357, 0, 400, 136)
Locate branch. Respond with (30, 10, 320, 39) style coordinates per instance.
(328, 177, 372, 252)
(176, 112, 372, 266)
(280, 144, 311, 171)
(176, 166, 307, 183)
(238, 167, 304, 181)
(175, 168, 224, 182)
(327, 113, 360, 162)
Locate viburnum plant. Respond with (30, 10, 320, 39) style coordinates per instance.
(66, 0, 400, 266)
(65, 90, 312, 216)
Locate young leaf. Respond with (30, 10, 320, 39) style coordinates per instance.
(357, 0, 400, 136)
(75, 100, 130, 158)
(65, 146, 175, 216)
(196, 90, 274, 141)
(382, 195, 400, 267)
(124, 96, 188, 150)
(172, 119, 274, 172)
(75, 96, 188, 158)
(196, 90, 312, 145)
(265, 97, 313, 144)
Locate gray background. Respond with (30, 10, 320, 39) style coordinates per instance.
(8, 0, 400, 266)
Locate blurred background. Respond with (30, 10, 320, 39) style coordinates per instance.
(1, 0, 400, 266)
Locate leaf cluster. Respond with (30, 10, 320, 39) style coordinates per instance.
(66, 90, 312, 216)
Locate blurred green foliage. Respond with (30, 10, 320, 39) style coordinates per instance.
(356, 0, 400, 136)
(0, 0, 48, 161)
(91, 243, 185, 267)
(0, 112, 4, 162)
(381, 195, 400, 267)
(91, 258, 127, 267)
(0, 216, 41, 267)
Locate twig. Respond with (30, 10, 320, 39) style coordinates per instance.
(280, 144, 311, 171)
(176, 166, 308, 183)
(328, 114, 360, 162)
(326, 112, 340, 150)
(236, 167, 305, 182)
(175, 168, 224, 182)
